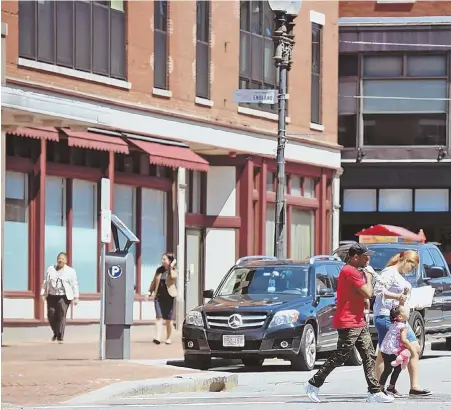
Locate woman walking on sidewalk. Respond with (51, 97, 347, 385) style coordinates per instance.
(305, 243, 394, 404)
(41, 252, 79, 342)
(147, 253, 178, 345)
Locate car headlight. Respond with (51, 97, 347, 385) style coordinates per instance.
(268, 309, 299, 328)
(185, 310, 204, 327)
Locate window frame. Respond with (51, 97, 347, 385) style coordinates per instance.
(153, 0, 169, 90)
(18, 0, 126, 80)
(310, 22, 323, 125)
(196, 0, 211, 100)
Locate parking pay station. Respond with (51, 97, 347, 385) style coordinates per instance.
(100, 178, 139, 360)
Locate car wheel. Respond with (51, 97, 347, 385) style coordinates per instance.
(445, 337, 451, 351)
(345, 347, 363, 366)
(184, 354, 211, 370)
(291, 323, 316, 371)
(409, 311, 425, 358)
(242, 357, 264, 367)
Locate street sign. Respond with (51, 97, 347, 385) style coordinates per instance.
(107, 265, 122, 279)
(233, 89, 278, 104)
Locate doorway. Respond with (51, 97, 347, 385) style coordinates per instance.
(185, 229, 204, 313)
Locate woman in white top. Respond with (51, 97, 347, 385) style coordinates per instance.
(41, 252, 79, 342)
(373, 250, 430, 397)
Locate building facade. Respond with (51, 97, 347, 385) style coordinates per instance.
(1, 0, 341, 327)
(338, 1, 451, 251)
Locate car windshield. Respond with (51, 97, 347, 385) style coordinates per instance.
(216, 265, 311, 297)
(368, 246, 417, 276)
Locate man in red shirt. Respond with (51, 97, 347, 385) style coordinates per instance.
(305, 243, 394, 403)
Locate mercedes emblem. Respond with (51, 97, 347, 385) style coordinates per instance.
(228, 314, 243, 329)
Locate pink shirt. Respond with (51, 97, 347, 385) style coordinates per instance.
(380, 321, 407, 355)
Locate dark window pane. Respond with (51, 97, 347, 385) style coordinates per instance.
(251, 34, 263, 82)
(154, 30, 168, 89)
(311, 24, 321, 75)
(75, 1, 91, 71)
(196, 41, 209, 99)
(250, 1, 262, 35)
(338, 115, 357, 148)
(240, 31, 250, 77)
(240, 0, 249, 31)
(339, 80, 358, 115)
(264, 37, 275, 85)
(37, 1, 55, 63)
(339, 54, 358, 77)
(110, 9, 126, 79)
(406, 55, 447, 77)
(262, 1, 273, 38)
(363, 56, 402, 77)
(196, 0, 209, 43)
(154, 0, 168, 32)
(363, 113, 446, 146)
(92, 3, 110, 75)
(19, 1, 36, 59)
(311, 74, 321, 124)
(56, 1, 74, 67)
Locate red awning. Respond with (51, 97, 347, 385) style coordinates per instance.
(355, 225, 422, 242)
(129, 139, 209, 172)
(9, 127, 59, 141)
(62, 129, 129, 154)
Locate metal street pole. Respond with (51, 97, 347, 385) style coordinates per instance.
(272, 10, 296, 259)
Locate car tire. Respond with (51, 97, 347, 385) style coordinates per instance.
(445, 337, 451, 351)
(291, 323, 317, 371)
(184, 354, 211, 370)
(409, 311, 425, 358)
(345, 347, 363, 366)
(242, 357, 264, 367)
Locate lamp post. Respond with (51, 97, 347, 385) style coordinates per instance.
(268, 0, 302, 259)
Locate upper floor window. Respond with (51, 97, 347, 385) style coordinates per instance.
(311, 22, 323, 125)
(196, 0, 210, 100)
(154, 0, 169, 90)
(239, 0, 277, 113)
(19, 0, 126, 80)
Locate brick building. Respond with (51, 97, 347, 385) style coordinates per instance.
(338, 1, 451, 254)
(1, 0, 340, 326)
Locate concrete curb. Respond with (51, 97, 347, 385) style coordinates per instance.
(63, 372, 239, 405)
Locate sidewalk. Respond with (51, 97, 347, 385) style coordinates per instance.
(1, 325, 195, 407)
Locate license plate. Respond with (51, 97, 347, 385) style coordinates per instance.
(223, 335, 245, 347)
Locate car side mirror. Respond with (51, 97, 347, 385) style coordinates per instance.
(203, 289, 214, 299)
(318, 288, 335, 298)
(425, 266, 444, 280)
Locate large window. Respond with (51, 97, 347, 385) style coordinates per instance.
(239, 0, 277, 113)
(154, 0, 168, 90)
(4, 172, 29, 291)
(140, 188, 167, 294)
(186, 170, 202, 214)
(45, 177, 67, 274)
(311, 22, 323, 125)
(72, 180, 98, 293)
(19, 0, 126, 79)
(362, 54, 447, 146)
(196, 0, 210, 99)
(291, 209, 314, 260)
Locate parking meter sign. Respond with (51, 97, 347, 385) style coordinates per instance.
(108, 265, 122, 279)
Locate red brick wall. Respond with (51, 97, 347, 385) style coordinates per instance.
(340, 1, 451, 17)
(2, 0, 339, 147)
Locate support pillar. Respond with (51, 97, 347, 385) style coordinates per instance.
(332, 169, 343, 251)
(175, 168, 186, 330)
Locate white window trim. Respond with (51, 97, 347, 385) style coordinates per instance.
(237, 106, 291, 123)
(195, 97, 214, 107)
(18, 58, 131, 90)
(310, 122, 325, 132)
(310, 11, 325, 26)
(152, 88, 172, 98)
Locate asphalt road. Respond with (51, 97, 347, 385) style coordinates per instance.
(25, 344, 451, 410)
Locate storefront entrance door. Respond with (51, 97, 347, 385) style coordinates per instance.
(185, 229, 203, 313)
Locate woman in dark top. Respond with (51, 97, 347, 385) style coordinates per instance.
(147, 253, 178, 345)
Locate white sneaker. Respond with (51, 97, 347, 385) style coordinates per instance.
(305, 382, 321, 403)
(366, 391, 395, 403)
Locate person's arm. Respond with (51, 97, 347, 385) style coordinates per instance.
(169, 259, 178, 280)
(364, 299, 370, 313)
(147, 272, 157, 298)
(374, 268, 406, 302)
(71, 269, 80, 302)
(40, 268, 50, 300)
(400, 326, 415, 354)
(346, 268, 373, 298)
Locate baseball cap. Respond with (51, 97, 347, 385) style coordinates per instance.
(348, 242, 375, 257)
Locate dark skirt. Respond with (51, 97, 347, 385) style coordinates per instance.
(155, 296, 175, 320)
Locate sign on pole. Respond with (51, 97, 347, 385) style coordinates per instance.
(232, 89, 278, 105)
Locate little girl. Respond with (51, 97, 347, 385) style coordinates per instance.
(379, 305, 415, 396)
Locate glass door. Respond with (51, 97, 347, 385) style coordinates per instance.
(185, 229, 203, 313)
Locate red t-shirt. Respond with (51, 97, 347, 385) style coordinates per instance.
(333, 264, 367, 329)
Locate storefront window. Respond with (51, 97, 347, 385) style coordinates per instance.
(72, 179, 98, 293)
(114, 184, 137, 286)
(140, 188, 167, 294)
(290, 209, 314, 259)
(4, 171, 29, 290)
(45, 177, 67, 274)
(265, 204, 287, 257)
